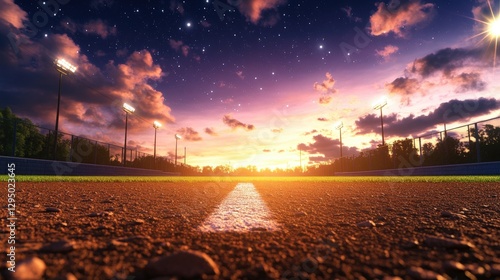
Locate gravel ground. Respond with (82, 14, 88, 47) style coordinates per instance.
(1, 181, 499, 280)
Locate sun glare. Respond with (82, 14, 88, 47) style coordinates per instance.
(489, 18, 500, 37)
(470, 0, 500, 66)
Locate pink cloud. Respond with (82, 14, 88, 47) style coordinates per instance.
(0, 0, 27, 29)
(375, 45, 399, 61)
(236, 71, 245, 80)
(177, 127, 202, 141)
(169, 39, 183, 51)
(83, 19, 117, 39)
(369, 0, 435, 37)
(181, 45, 190, 57)
(205, 127, 218, 136)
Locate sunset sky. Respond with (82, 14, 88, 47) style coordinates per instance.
(1, 0, 500, 169)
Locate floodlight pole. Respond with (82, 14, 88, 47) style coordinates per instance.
(184, 147, 186, 165)
(374, 100, 387, 146)
(53, 71, 63, 160)
(175, 135, 179, 166)
(154, 126, 157, 161)
(379, 106, 385, 146)
(52, 59, 77, 160)
(124, 111, 129, 166)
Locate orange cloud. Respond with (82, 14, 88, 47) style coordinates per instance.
(237, 0, 286, 25)
(375, 45, 399, 61)
(0, 0, 27, 29)
(369, 0, 435, 37)
(314, 72, 338, 94)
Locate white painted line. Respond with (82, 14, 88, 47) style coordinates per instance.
(198, 182, 280, 232)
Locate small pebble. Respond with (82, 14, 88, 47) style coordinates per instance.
(357, 220, 376, 228)
(132, 218, 145, 225)
(9, 257, 46, 280)
(45, 207, 61, 213)
(294, 211, 307, 217)
(424, 236, 474, 250)
(146, 250, 220, 278)
(40, 240, 76, 253)
(408, 266, 446, 280)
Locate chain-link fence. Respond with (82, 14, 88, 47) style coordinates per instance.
(332, 116, 500, 173)
(0, 115, 182, 172)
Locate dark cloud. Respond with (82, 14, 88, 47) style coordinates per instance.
(204, 127, 218, 136)
(355, 98, 500, 137)
(169, 0, 185, 15)
(411, 47, 483, 77)
(451, 72, 486, 93)
(317, 117, 329, 122)
(177, 127, 202, 141)
(297, 134, 358, 163)
(304, 129, 318, 136)
(388, 47, 488, 104)
(90, 0, 114, 10)
(342, 6, 362, 22)
(222, 114, 255, 131)
(385, 77, 422, 104)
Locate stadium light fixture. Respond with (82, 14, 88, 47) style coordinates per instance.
(153, 121, 161, 162)
(373, 97, 388, 146)
(175, 134, 182, 166)
(53, 58, 77, 160)
(122, 103, 135, 165)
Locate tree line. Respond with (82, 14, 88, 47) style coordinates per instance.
(1, 107, 499, 175)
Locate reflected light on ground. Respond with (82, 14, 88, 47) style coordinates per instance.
(198, 183, 280, 232)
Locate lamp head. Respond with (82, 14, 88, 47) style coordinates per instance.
(334, 121, 343, 130)
(123, 103, 136, 113)
(153, 121, 162, 129)
(175, 134, 182, 139)
(55, 58, 77, 75)
(373, 97, 388, 110)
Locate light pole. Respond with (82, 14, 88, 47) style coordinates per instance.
(153, 121, 161, 163)
(334, 121, 343, 172)
(53, 58, 77, 160)
(373, 97, 388, 146)
(184, 146, 186, 165)
(175, 134, 182, 166)
(123, 103, 135, 166)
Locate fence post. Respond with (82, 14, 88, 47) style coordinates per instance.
(474, 123, 481, 163)
(11, 118, 17, 156)
(418, 137, 422, 157)
(107, 144, 110, 165)
(69, 135, 74, 161)
(94, 141, 98, 164)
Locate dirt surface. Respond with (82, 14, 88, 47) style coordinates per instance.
(1, 181, 500, 279)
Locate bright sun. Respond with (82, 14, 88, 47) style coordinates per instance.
(489, 18, 500, 37)
(470, 0, 500, 66)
